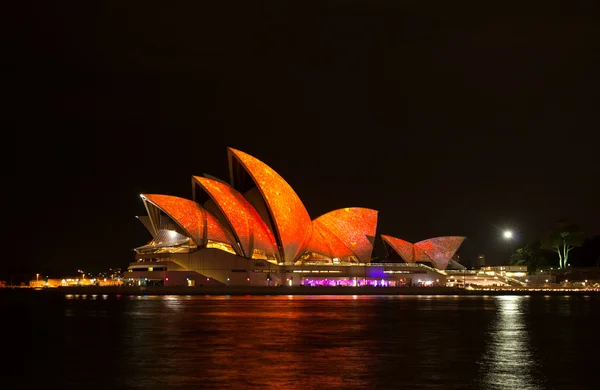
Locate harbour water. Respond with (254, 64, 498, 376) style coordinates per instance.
(3, 290, 599, 389)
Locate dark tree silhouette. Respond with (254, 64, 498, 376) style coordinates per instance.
(509, 242, 549, 273)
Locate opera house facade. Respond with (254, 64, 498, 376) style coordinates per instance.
(127, 148, 465, 287)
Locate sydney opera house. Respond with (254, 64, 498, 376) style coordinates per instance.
(127, 148, 466, 287)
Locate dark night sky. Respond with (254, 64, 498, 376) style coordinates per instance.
(6, 1, 600, 278)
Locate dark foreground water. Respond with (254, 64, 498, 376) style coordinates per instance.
(2, 291, 599, 389)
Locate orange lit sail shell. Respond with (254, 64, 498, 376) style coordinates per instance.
(381, 235, 415, 263)
(313, 208, 378, 263)
(141, 194, 236, 250)
(305, 220, 355, 259)
(414, 236, 466, 270)
(228, 148, 312, 262)
(193, 176, 279, 259)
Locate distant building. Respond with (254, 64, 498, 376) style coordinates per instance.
(445, 265, 528, 288)
(476, 254, 486, 268)
(29, 277, 123, 288)
(481, 265, 527, 278)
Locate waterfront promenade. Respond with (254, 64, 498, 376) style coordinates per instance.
(2, 285, 598, 296)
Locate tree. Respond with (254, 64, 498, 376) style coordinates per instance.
(509, 242, 549, 273)
(509, 248, 528, 266)
(540, 219, 584, 269)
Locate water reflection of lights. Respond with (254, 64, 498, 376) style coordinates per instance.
(162, 295, 182, 311)
(480, 296, 544, 389)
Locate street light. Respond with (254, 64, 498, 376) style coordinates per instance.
(503, 230, 513, 239)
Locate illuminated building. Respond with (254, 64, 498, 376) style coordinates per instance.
(127, 148, 466, 287)
(29, 277, 123, 288)
(444, 266, 529, 288)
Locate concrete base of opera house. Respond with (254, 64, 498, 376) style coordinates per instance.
(45, 285, 600, 296)
(54, 285, 459, 295)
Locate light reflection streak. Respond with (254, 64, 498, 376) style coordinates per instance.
(479, 296, 545, 390)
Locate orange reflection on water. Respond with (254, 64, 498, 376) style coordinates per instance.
(120, 295, 380, 389)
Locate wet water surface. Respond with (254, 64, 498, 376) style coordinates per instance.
(4, 292, 599, 389)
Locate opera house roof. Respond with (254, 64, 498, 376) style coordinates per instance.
(135, 148, 464, 269)
(381, 235, 466, 270)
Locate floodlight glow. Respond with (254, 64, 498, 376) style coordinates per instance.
(503, 230, 513, 239)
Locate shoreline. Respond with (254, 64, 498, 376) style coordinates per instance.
(2, 285, 599, 296)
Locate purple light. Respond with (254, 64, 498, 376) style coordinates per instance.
(300, 278, 407, 287)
